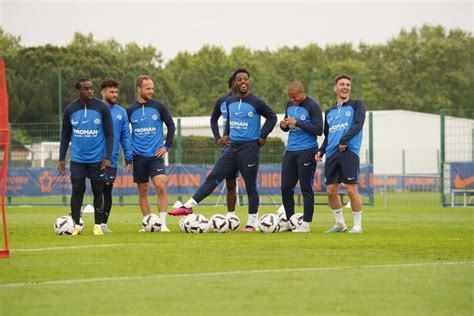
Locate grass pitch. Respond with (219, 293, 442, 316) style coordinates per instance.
(0, 194, 472, 315)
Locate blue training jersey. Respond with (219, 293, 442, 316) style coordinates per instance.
(320, 99, 366, 158)
(224, 93, 277, 142)
(210, 92, 232, 141)
(282, 96, 323, 151)
(109, 104, 133, 168)
(59, 97, 114, 163)
(127, 99, 175, 157)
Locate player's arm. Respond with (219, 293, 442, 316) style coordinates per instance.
(256, 99, 277, 139)
(161, 103, 176, 152)
(120, 110, 133, 167)
(210, 99, 222, 141)
(339, 100, 366, 145)
(316, 109, 330, 161)
(280, 107, 289, 132)
(295, 101, 323, 136)
(58, 107, 72, 174)
(101, 104, 114, 169)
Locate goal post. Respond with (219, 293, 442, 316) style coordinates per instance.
(0, 58, 10, 258)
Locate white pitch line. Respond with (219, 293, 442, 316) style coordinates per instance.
(0, 261, 472, 289)
(12, 243, 138, 252)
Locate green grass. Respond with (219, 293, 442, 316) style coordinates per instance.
(0, 195, 472, 315)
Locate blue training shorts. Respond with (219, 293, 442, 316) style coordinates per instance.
(133, 154, 165, 184)
(324, 149, 360, 185)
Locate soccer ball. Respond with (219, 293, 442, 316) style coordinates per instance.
(289, 213, 304, 230)
(54, 216, 75, 235)
(187, 214, 209, 234)
(209, 214, 229, 233)
(179, 216, 189, 233)
(226, 213, 240, 231)
(142, 214, 162, 232)
(258, 213, 280, 233)
(277, 211, 290, 232)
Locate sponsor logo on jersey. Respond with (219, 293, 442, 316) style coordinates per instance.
(134, 127, 157, 134)
(74, 129, 98, 136)
(230, 121, 248, 128)
(94, 118, 101, 125)
(329, 122, 349, 133)
(152, 114, 158, 120)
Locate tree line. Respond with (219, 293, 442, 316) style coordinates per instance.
(1, 24, 472, 123)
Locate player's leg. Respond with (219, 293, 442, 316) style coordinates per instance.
(324, 153, 347, 233)
(293, 148, 317, 233)
(70, 162, 87, 235)
(169, 151, 236, 215)
(88, 162, 106, 235)
(236, 142, 260, 231)
(341, 150, 363, 233)
(148, 157, 170, 231)
(280, 151, 299, 228)
(101, 167, 117, 233)
(225, 177, 237, 214)
(133, 155, 153, 231)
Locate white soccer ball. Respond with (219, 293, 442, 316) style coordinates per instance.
(54, 216, 75, 235)
(226, 213, 240, 231)
(258, 213, 280, 233)
(288, 213, 304, 230)
(187, 214, 209, 234)
(209, 214, 229, 233)
(277, 211, 290, 232)
(142, 214, 162, 232)
(179, 216, 189, 233)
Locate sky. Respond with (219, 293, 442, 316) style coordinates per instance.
(0, 0, 472, 61)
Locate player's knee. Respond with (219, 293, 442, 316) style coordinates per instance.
(226, 180, 236, 192)
(71, 179, 85, 194)
(137, 184, 148, 197)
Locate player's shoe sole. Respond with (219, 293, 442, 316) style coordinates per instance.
(240, 225, 256, 232)
(325, 225, 348, 233)
(168, 207, 193, 216)
(349, 227, 363, 234)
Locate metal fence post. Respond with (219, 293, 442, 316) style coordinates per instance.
(440, 109, 446, 206)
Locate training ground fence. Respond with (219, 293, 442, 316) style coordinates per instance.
(6, 109, 474, 208)
(5, 114, 374, 207)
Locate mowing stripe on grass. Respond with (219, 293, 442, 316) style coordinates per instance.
(12, 244, 138, 252)
(1, 261, 472, 288)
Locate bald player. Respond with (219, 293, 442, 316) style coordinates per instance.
(280, 81, 323, 232)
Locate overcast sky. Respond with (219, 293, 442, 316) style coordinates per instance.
(0, 0, 472, 61)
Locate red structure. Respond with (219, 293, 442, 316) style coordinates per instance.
(0, 58, 10, 258)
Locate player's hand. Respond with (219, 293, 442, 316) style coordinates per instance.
(58, 161, 66, 175)
(217, 137, 227, 147)
(280, 120, 289, 129)
(315, 152, 323, 162)
(155, 147, 167, 158)
(285, 117, 297, 127)
(221, 135, 231, 147)
(101, 159, 111, 170)
(258, 137, 266, 147)
(125, 163, 132, 174)
(339, 144, 347, 152)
